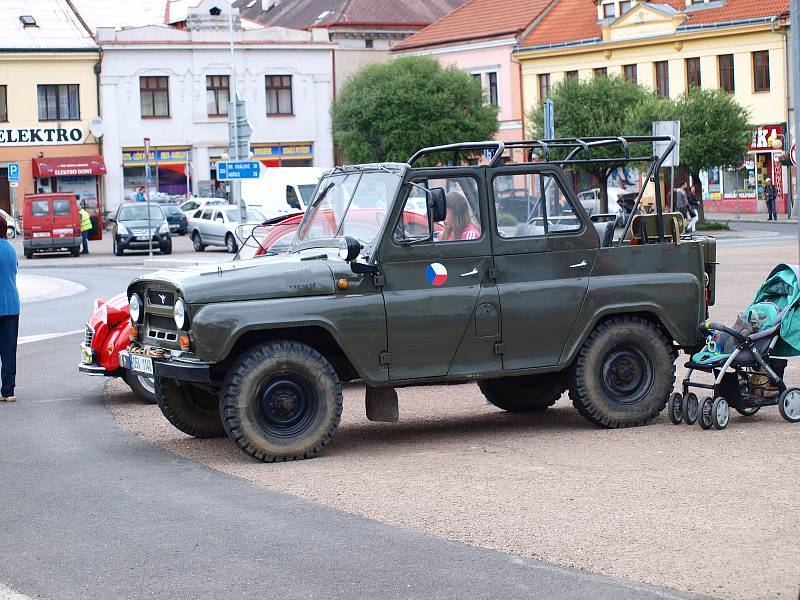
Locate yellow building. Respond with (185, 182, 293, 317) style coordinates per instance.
(514, 0, 790, 213)
(0, 1, 104, 216)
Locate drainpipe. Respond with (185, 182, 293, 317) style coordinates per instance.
(772, 14, 793, 216)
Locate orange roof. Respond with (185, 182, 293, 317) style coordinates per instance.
(519, 0, 788, 49)
(394, 0, 556, 51)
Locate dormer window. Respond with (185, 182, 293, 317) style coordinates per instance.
(602, 3, 615, 18)
(619, 0, 631, 14)
(19, 15, 37, 27)
(209, 6, 221, 15)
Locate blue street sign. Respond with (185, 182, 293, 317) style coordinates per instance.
(217, 161, 260, 181)
(7, 162, 20, 183)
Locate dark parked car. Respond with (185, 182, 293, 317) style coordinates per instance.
(112, 203, 172, 256)
(162, 205, 188, 236)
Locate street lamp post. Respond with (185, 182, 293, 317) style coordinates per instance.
(792, 0, 800, 262)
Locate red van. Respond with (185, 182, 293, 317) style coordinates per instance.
(22, 193, 82, 259)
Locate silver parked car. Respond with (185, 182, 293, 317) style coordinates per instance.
(189, 205, 265, 253)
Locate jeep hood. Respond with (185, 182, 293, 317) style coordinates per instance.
(129, 254, 336, 304)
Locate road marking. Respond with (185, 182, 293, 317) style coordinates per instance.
(18, 329, 84, 345)
(0, 583, 32, 600)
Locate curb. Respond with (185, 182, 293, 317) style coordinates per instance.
(19, 260, 147, 270)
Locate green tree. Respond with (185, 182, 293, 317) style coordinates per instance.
(331, 56, 499, 164)
(672, 87, 750, 220)
(527, 75, 652, 213)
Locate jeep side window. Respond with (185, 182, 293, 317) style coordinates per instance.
(493, 173, 580, 238)
(393, 176, 481, 243)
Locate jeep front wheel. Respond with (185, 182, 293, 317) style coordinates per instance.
(569, 316, 675, 428)
(478, 374, 564, 412)
(157, 378, 226, 438)
(220, 341, 343, 462)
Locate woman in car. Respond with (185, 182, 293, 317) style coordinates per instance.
(440, 192, 480, 241)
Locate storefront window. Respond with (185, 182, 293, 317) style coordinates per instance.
(722, 160, 755, 198)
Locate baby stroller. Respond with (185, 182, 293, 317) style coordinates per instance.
(669, 264, 800, 430)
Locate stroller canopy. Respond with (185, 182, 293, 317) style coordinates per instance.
(753, 264, 800, 356)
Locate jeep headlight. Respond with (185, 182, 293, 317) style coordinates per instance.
(174, 298, 186, 329)
(129, 293, 142, 323)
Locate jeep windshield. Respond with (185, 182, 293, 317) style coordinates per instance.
(295, 168, 402, 250)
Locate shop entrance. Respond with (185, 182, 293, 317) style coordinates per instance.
(0, 168, 9, 213)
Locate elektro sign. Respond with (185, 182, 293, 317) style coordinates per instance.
(0, 127, 84, 146)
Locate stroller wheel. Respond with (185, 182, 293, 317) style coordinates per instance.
(699, 397, 714, 430)
(683, 393, 699, 425)
(735, 405, 760, 417)
(668, 393, 683, 424)
(778, 388, 800, 423)
(712, 397, 730, 430)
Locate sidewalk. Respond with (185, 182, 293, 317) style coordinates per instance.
(14, 233, 232, 270)
(706, 211, 798, 224)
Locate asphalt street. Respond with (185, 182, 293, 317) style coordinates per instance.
(0, 264, 708, 599)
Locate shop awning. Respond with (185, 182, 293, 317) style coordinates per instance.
(32, 156, 107, 177)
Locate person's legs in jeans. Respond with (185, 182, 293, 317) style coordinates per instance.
(0, 315, 19, 398)
(81, 230, 89, 254)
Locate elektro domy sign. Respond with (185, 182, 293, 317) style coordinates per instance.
(0, 127, 84, 145)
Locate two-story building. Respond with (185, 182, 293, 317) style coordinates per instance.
(0, 0, 105, 216)
(392, 0, 557, 144)
(514, 0, 791, 213)
(95, 1, 334, 209)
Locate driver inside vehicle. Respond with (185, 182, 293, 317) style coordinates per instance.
(436, 191, 481, 241)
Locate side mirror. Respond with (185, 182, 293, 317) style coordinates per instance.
(428, 187, 446, 223)
(338, 236, 362, 262)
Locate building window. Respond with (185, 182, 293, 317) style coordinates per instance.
(594, 67, 608, 78)
(266, 75, 293, 115)
(655, 61, 669, 97)
(487, 72, 499, 106)
(538, 74, 550, 101)
(603, 2, 615, 18)
(0, 86, 6, 122)
(619, 0, 631, 13)
(718, 54, 735, 92)
(565, 70, 579, 79)
(623, 64, 637, 83)
(365, 39, 374, 48)
(37, 84, 80, 121)
(140, 76, 170, 118)
(753, 51, 770, 92)
(206, 75, 230, 116)
(686, 57, 701, 89)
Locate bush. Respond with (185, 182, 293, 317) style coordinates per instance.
(696, 221, 730, 231)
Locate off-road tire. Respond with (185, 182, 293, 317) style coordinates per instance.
(192, 231, 205, 252)
(225, 233, 238, 254)
(569, 316, 675, 428)
(157, 378, 226, 438)
(220, 341, 343, 462)
(478, 374, 564, 412)
(126, 371, 156, 404)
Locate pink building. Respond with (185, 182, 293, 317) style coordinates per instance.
(392, 0, 556, 143)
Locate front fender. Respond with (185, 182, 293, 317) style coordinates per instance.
(190, 293, 388, 385)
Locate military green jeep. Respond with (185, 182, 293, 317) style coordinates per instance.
(120, 137, 716, 462)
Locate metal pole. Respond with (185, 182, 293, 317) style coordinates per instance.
(185, 149, 191, 198)
(792, 0, 800, 262)
(228, 2, 245, 224)
(10, 185, 16, 234)
(144, 139, 152, 258)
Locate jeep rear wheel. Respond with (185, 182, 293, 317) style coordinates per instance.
(157, 378, 226, 438)
(220, 341, 343, 462)
(478, 374, 564, 412)
(569, 316, 675, 428)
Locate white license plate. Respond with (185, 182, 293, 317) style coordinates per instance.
(53, 228, 73, 235)
(129, 354, 154, 375)
(33, 231, 51, 238)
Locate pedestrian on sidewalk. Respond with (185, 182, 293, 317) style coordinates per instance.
(686, 184, 700, 233)
(135, 187, 145, 202)
(675, 182, 689, 219)
(0, 214, 19, 402)
(764, 178, 778, 221)
(78, 202, 92, 255)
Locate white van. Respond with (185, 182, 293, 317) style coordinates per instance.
(240, 167, 326, 219)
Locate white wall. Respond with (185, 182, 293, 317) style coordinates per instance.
(99, 30, 333, 210)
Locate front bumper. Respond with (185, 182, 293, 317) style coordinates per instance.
(78, 363, 109, 376)
(118, 350, 211, 382)
(117, 233, 171, 249)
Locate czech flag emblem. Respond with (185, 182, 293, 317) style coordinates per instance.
(426, 262, 448, 287)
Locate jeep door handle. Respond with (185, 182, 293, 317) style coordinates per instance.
(460, 268, 479, 277)
(569, 260, 588, 269)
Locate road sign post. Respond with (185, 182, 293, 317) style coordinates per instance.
(7, 162, 19, 221)
(217, 161, 260, 181)
(144, 137, 153, 257)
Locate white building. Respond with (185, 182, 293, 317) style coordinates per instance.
(95, 1, 334, 208)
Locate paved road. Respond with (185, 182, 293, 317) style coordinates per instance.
(0, 266, 707, 600)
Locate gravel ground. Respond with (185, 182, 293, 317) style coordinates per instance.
(106, 241, 800, 600)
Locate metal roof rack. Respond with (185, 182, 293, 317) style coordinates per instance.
(408, 141, 506, 168)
